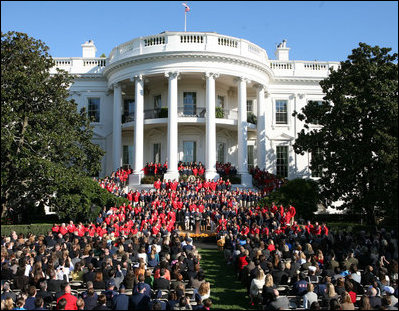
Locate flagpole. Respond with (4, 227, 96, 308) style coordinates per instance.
(184, 10, 187, 32)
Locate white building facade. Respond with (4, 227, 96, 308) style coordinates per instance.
(50, 32, 339, 186)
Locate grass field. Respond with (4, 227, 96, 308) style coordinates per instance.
(198, 248, 254, 310)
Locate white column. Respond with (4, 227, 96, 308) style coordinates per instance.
(237, 77, 253, 187)
(112, 83, 122, 171)
(130, 75, 145, 185)
(164, 71, 180, 181)
(205, 72, 219, 181)
(256, 84, 267, 170)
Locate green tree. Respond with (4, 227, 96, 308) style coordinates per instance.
(293, 43, 398, 225)
(1, 31, 105, 222)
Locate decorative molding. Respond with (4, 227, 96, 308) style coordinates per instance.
(204, 72, 220, 80)
(234, 76, 251, 84)
(164, 71, 180, 79)
(103, 52, 274, 81)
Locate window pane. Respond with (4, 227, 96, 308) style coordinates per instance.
(248, 145, 254, 169)
(183, 141, 196, 163)
(88, 98, 100, 122)
(123, 99, 135, 123)
(153, 143, 161, 163)
(123, 145, 129, 166)
(183, 92, 196, 115)
(276, 146, 288, 177)
(247, 100, 253, 113)
(154, 95, 161, 110)
(217, 143, 225, 163)
(276, 100, 288, 124)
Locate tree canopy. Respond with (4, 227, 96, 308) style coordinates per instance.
(293, 43, 398, 225)
(1, 31, 105, 223)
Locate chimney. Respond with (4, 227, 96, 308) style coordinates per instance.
(275, 39, 290, 61)
(81, 40, 97, 58)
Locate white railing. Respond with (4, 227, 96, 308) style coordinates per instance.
(55, 59, 72, 66)
(218, 36, 238, 48)
(83, 59, 106, 67)
(270, 62, 293, 70)
(180, 34, 204, 43)
(304, 63, 328, 70)
(144, 35, 166, 46)
(107, 32, 268, 65)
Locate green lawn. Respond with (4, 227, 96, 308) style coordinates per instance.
(198, 248, 255, 310)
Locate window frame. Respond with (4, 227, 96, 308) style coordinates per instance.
(275, 99, 288, 125)
(276, 145, 289, 178)
(87, 97, 101, 123)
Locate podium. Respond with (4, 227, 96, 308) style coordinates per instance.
(195, 214, 201, 234)
(195, 219, 200, 234)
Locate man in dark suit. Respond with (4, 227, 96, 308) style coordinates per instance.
(47, 270, 67, 293)
(153, 268, 170, 290)
(83, 263, 96, 283)
(133, 274, 151, 298)
(129, 288, 150, 309)
(112, 285, 129, 310)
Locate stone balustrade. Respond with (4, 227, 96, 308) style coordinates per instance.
(50, 32, 340, 77)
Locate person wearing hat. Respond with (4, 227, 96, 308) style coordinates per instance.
(101, 280, 118, 308)
(112, 284, 129, 310)
(306, 266, 319, 283)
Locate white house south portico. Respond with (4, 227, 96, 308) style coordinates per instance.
(50, 33, 340, 186)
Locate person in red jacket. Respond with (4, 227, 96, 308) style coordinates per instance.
(56, 284, 77, 310)
(289, 205, 296, 225)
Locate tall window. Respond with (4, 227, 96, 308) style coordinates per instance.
(248, 145, 254, 169)
(311, 147, 323, 177)
(123, 99, 135, 123)
(183, 141, 196, 163)
(276, 146, 288, 177)
(123, 145, 133, 168)
(217, 143, 225, 163)
(183, 92, 197, 116)
(276, 100, 288, 124)
(153, 143, 161, 163)
(154, 95, 162, 110)
(247, 100, 253, 113)
(88, 98, 100, 122)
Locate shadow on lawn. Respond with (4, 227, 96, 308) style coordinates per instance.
(199, 248, 251, 310)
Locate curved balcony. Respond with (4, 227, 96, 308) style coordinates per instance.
(121, 107, 258, 126)
(107, 32, 269, 66)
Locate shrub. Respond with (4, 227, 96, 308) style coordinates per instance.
(158, 107, 168, 118)
(258, 178, 319, 220)
(141, 175, 156, 184)
(247, 112, 257, 124)
(215, 107, 224, 118)
(1, 224, 54, 237)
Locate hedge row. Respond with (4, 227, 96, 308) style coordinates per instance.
(1, 224, 54, 237)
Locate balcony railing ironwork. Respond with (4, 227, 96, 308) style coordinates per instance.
(177, 107, 207, 118)
(122, 107, 244, 122)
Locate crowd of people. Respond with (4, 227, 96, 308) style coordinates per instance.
(215, 162, 237, 178)
(250, 166, 286, 195)
(1, 224, 213, 310)
(141, 162, 239, 180)
(2, 167, 398, 310)
(217, 217, 398, 310)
